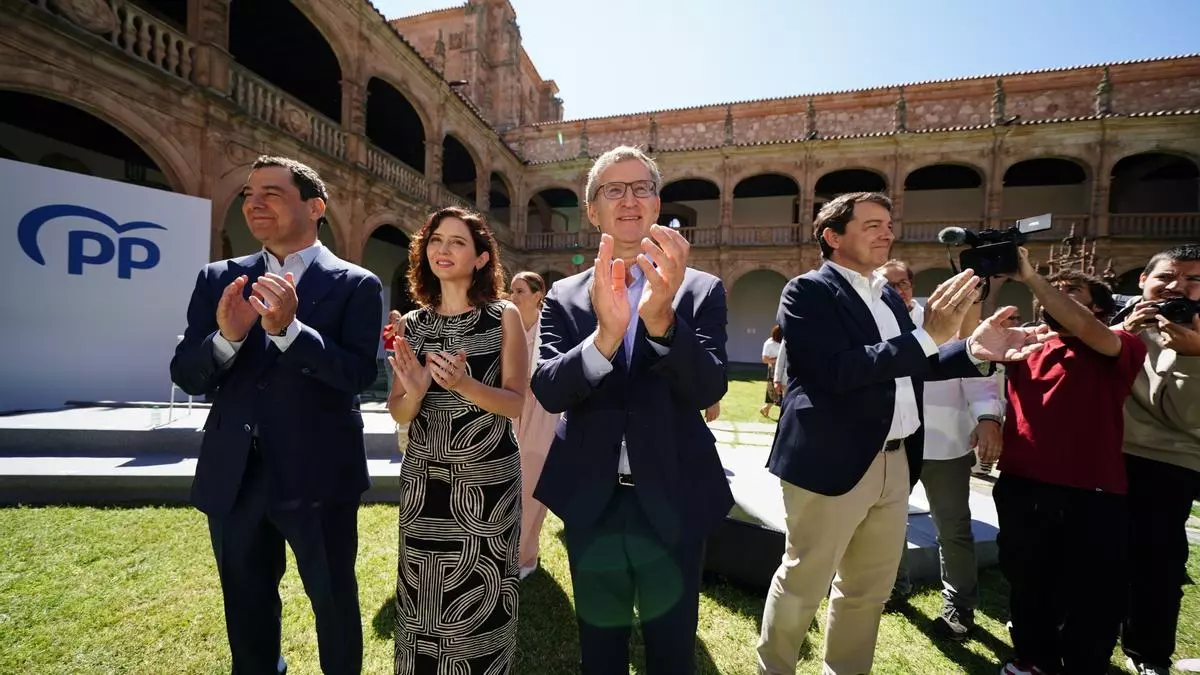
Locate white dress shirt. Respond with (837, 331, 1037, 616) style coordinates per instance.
(908, 302, 1005, 461)
(827, 260, 939, 442)
(212, 240, 324, 368)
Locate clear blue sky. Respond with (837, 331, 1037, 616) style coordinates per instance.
(374, 0, 1199, 121)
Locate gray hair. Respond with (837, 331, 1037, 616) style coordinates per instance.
(583, 145, 662, 208)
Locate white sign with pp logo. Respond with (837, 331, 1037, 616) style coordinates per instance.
(0, 158, 211, 412)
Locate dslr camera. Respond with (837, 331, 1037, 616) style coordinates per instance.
(1154, 296, 1200, 325)
(938, 214, 1054, 277)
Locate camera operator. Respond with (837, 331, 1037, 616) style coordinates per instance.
(994, 247, 1147, 675)
(1110, 244, 1200, 675)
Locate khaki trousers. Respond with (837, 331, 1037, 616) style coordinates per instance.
(757, 448, 910, 674)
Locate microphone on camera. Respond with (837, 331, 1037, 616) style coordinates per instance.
(937, 226, 978, 246)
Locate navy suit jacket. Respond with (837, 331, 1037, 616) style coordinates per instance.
(767, 262, 988, 496)
(530, 267, 734, 544)
(169, 247, 383, 516)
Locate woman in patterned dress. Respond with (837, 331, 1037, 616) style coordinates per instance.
(387, 206, 528, 674)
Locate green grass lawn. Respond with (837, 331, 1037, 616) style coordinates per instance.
(715, 364, 779, 424)
(2, 504, 1197, 674)
(3, 372, 1198, 673)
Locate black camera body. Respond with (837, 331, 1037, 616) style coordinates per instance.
(1155, 296, 1200, 325)
(939, 214, 1053, 278)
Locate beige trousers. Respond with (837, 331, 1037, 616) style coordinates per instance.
(757, 448, 911, 675)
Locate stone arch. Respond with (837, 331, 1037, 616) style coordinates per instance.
(1000, 154, 1093, 183)
(0, 79, 197, 196)
(360, 218, 414, 313)
(728, 163, 802, 189)
(364, 76, 428, 174)
(1107, 150, 1199, 214)
(1104, 146, 1200, 175)
(727, 267, 790, 364)
(229, 0, 347, 123)
(363, 73, 434, 141)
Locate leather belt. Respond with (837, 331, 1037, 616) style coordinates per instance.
(617, 473, 635, 487)
(883, 439, 903, 452)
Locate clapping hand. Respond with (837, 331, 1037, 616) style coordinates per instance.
(923, 270, 982, 345)
(251, 272, 299, 335)
(590, 234, 632, 357)
(428, 351, 469, 392)
(635, 224, 690, 336)
(388, 317, 432, 396)
(216, 274, 258, 342)
(968, 306, 1058, 362)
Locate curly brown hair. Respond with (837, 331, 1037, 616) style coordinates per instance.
(406, 206, 504, 309)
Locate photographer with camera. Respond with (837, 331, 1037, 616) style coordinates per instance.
(1109, 244, 1200, 675)
(994, 247, 1147, 675)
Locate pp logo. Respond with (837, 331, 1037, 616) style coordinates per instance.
(17, 204, 164, 279)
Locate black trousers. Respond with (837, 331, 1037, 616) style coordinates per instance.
(994, 473, 1127, 675)
(563, 486, 705, 675)
(1122, 454, 1200, 668)
(207, 446, 363, 675)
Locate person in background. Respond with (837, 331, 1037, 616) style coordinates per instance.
(994, 248, 1146, 675)
(1111, 244, 1200, 675)
(508, 270, 558, 580)
(760, 325, 783, 418)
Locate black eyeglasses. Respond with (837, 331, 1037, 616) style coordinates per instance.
(594, 180, 657, 201)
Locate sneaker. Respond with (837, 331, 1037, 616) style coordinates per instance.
(936, 604, 974, 640)
(1127, 656, 1170, 675)
(999, 660, 1049, 675)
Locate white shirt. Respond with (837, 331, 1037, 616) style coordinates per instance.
(212, 240, 324, 367)
(908, 302, 1005, 461)
(762, 338, 782, 361)
(826, 260, 939, 442)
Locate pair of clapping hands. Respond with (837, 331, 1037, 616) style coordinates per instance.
(388, 317, 469, 395)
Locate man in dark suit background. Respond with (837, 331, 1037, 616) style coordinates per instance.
(171, 156, 382, 675)
(756, 192, 1054, 674)
(531, 145, 732, 675)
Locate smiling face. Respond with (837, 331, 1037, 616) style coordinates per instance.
(824, 201, 895, 275)
(240, 165, 323, 254)
(586, 158, 661, 258)
(425, 217, 488, 283)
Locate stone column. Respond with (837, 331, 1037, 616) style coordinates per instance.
(1091, 144, 1112, 237)
(475, 168, 491, 213)
(341, 79, 368, 166)
(188, 0, 232, 92)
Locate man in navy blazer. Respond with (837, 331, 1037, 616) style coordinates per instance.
(531, 146, 731, 675)
(755, 192, 1053, 675)
(171, 156, 382, 675)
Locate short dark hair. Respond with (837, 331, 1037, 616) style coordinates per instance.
(1046, 269, 1115, 318)
(1143, 243, 1200, 276)
(407, 207, 504, 309)
(250, 155, 329, 228)
(814, 192, 893, 259)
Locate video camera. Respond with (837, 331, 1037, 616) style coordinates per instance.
(938, 214, 1054, 278)
(1155, 296, 1200, 325)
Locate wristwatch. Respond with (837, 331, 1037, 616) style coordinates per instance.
(977, 414, 1002, 426)
(647, 322, 676, 347)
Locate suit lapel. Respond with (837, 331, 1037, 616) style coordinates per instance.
(882, 289, 914, 333)
(819, 263, 880, 341)
(295, 247, 347, 323)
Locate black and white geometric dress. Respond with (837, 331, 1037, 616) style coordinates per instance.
(394, 301, 522, 674)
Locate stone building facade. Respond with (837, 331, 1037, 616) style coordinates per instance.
(2, 0, 1197, 361)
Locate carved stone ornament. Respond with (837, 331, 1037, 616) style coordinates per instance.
(279, 103, 312, 139)
(50, 0, 117, 35)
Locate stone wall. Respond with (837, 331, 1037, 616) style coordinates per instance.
(505, 56, 1200, 164)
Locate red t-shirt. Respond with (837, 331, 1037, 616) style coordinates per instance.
(999, 330, 1147, 494)
(382, 325, 397, 351)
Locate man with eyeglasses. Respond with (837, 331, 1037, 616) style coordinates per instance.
(531, 145, 732, 674)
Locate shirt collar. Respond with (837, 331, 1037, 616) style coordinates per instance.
(827, 259, 887, 298)
(263, 240, 323, 271)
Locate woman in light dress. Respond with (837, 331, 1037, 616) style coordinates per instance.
(507, 271, 558, 579)
(759, 324, 783, 418)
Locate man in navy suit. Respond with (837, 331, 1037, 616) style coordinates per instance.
(171, 156, 382, 675)
(755, 192, 1054, 674)
(531, 145, 731, 675)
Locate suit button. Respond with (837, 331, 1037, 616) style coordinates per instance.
(243, 424, 251, 433)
